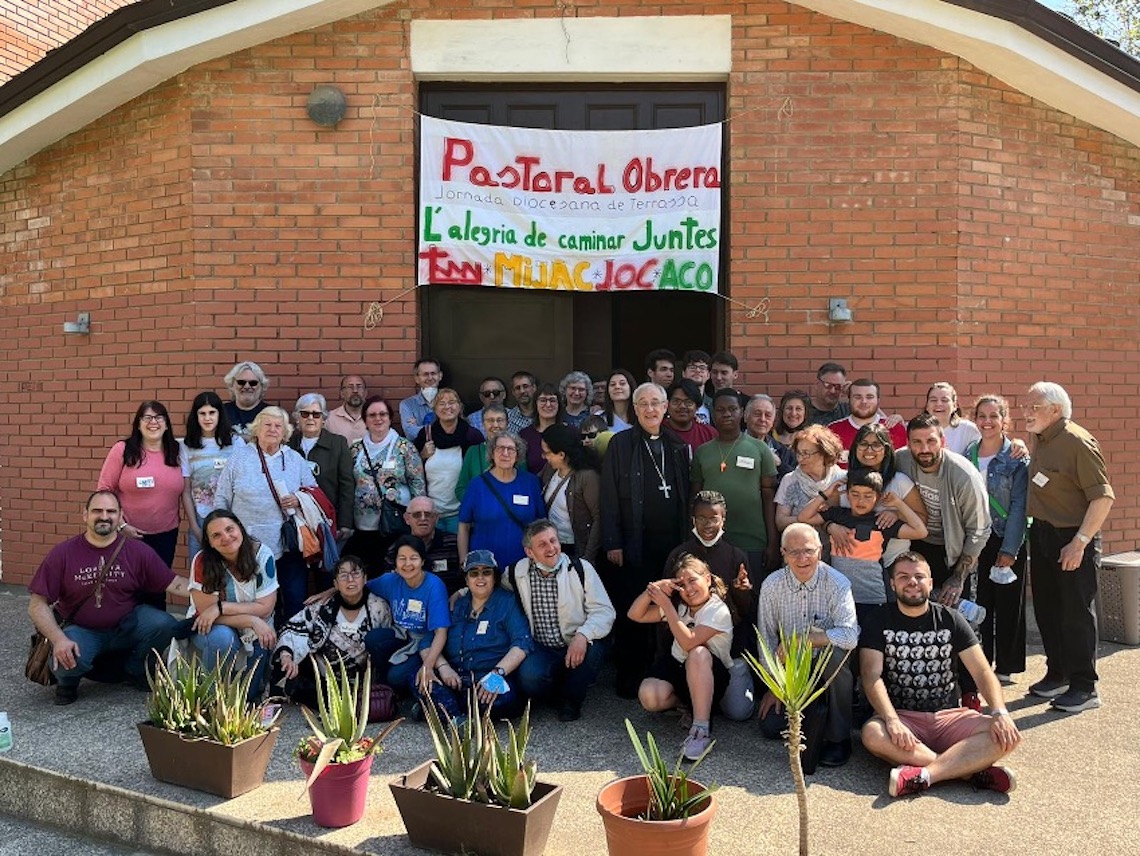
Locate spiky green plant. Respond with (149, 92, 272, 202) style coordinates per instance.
(624, 719, 717, 821)
(743, 628, 849, 856)
(297, 656, 402, 792)
(422, 686, 537, 809)
(146, 650, 279, 744)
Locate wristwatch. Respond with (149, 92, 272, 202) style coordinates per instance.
(493, 666, 506, 677)
(1076, 533, 1091, 544)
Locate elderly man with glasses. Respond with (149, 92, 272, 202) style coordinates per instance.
(384, 496, 463, 594)
(223, 360, 271, 441)
(467, 376, 507, 437)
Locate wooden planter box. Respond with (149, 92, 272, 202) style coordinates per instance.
(390, 760, 563, 856)
(137, 721, 278, 799)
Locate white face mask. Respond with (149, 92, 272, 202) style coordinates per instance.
(421, 386, 438, 403)
(691, 527, 724, 548)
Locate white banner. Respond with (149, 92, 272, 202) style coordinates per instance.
(418, 116, 722, 293)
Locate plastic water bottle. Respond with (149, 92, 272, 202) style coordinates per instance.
(0, 713, 12, 753)
(957, 599, 987, 626)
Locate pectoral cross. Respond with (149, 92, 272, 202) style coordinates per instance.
(658, 481, 672, 499)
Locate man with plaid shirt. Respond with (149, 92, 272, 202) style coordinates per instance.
(503, 520, 615, 721)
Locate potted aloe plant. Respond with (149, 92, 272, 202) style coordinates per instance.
(138, 651, 280, 798)
(296, 656, 402, 828)
(389, 688, 563, 856)
(744, 628, 849, 856)
(595, 719, 719, 856)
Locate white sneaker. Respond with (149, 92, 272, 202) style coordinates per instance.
(682, 727, 713, 762)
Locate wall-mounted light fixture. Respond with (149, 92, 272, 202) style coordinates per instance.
(63, 312, 90, 335)
(306, 85, 347, 127)
(828, 298, 853, 323)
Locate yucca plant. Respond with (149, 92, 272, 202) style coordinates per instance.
(624, 718, 717, 820)
(743, 628, 849, 856)
(296, 656, 402, 791)
(422, 687, 537, 809)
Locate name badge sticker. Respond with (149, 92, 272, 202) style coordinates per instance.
(136, 476, 155, 489)
(1032, 472, 1050, 488)
(477, 620, 489, 635)
(407, 599, 424, 614)
(736, 456, 755, 470)
(213, 458, 226, 470)
(512, 494, 528, 506)
(433, 559, 448, 573)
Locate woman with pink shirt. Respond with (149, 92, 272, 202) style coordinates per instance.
(98, 401, 187, 607)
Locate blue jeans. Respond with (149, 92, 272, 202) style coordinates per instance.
(274, 551, 309, 627)
(364, 627, 422, 693)
(516, 638, 607, 706)
(54, 605, 178, 687)
(189, 625, 271, 701)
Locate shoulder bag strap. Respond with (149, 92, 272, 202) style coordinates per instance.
(360, 440, 389, 502)
(61, 535, 129, 625)
(966, 443, 1009, 521)
(480, 472, 528, 530)
(256, 444, 289, 522)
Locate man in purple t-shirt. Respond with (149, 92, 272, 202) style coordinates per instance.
(28, 490, 189, 705)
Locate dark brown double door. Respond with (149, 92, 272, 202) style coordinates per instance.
(419, 85, 725, 404)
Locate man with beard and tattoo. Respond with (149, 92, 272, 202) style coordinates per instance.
(861, 552, 1020, 798)
(327, 374, 369, 443)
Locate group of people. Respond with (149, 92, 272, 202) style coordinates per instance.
(27, 353, 1114, 799)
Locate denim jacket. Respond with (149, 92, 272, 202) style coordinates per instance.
(965, 437, 1029, 558)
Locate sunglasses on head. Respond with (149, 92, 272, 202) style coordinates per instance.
(236, 379, 260, 388)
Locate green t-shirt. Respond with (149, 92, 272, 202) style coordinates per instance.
(691, 434, 777, 551)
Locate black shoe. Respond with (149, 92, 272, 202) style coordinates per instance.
(558, 701, 582, 722)
(1050, 689, 1101, 713)
(819, 739, 851, 767)
(54, 684, 79, 706)
(1028, 676, 1069, 699)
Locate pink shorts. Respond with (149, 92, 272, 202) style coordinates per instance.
(893, 708, 991, 753)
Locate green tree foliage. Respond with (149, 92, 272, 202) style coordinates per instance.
(1070, 0, 1140, 56)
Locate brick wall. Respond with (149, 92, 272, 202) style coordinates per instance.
(0, 0, 1136, 584)
(0, 0, 138, 84)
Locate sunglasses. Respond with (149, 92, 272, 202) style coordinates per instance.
(298, 410, 324, 419)
(480, 389, 505, 398)
(408, 511, 435, 520)
(466, 567, 495, 578)
(581, 431, 599, 440)
(235, 379, 260, 388)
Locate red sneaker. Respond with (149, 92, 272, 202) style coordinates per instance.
(970, 765, 1016, 794)
(961, 691, 982, 712)
(889, 765, 929, 797)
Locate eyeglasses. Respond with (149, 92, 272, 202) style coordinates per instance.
(537, 396, 560, 405)
(795, 448, 822, 459)
(783, 547, 820, 558)
(1020, 403, 1052, 414)
(141, 414, 166, 424)
(336, 569, 364, 580)
(298, 410, 324, 419)
(669, 398, 696, 409)
(687, 363, 709, 373)
(818, 380, 845, 392)
(235, 379, 260, 388)
(856, 441, 886, 452)
(494, 446, 518, 455)
(635, 399, 667, 410)
(367, 411, 390, 419)
(466, 567, 495, 578)
(408, 511, 435, 520)
(480, 389, 505, 398)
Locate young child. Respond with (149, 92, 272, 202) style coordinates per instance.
(798, 470, 928, 623)
(627, 554, 734, 762)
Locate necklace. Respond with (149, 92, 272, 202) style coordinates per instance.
(717, 435, 742, 472)
(642, 438, 672, 499)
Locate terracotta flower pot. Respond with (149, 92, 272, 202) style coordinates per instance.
(136, 721, 278, 799)
(299, 754, 374, 827)
(596, 774, 717, 856)
(390, 760, 563, 856)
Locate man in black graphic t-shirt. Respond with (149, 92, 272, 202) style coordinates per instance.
(860, 552, 1021, 798)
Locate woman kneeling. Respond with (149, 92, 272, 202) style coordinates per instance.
(628, 554, 734, 762)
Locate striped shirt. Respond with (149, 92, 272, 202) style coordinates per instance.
(756, 562, 859, 654)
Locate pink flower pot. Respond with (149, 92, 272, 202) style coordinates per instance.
(299, 754, 374, 827)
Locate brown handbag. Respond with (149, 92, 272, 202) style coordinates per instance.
(26, 535, 127, 686)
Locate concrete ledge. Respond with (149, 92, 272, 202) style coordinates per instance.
(0, 756, 365, 856)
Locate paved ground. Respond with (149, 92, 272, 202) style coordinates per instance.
(0, 582, 1138, 855)
(0, 815, 160, 856)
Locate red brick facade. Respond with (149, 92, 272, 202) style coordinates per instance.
(0, 0, 138, 83)
(1, 1, 1136, 583)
